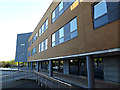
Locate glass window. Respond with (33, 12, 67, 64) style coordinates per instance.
(59, 27, 64, 38)
(94, 0, 107, 19)
(41, 42, 44, 51)
(28, 51, 31, 57)
(45, 39, 48, 50)
(39, 19, 48, 36)
(71, 30, 77, 39)
(42, 25, 44, 33)
(70, 17, 77, 32)
(52, 42, 55, 47)
(52, 0, 76, 23)
(59, 1, 63, 11)
(32, 47, 36, 55)
(21, 43, 25, 46)
(46, 19, 48, 29)
(59, 27, 64, 43)
(39, 28, 42, 36)
(52, 17, 77, 47)
(60, 37, 64, 43)
(92, 0, 109, 29)
(38, 43, 41, 52)
(52, 33, 55, 42)
(52, 10, 55, 19)
(38, 38, 48, 52)
(32, 33, 37, 43)
(52, 33, 56, 47)
(29, 40, 31, 47)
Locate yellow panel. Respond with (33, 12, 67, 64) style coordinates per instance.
(70, 0, 79, 11)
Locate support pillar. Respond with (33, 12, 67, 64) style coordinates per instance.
(31, 62, 33, 70)
(39, 62, 42, 70)
(36, 61, 39, 72)
(49, 60, 53, 77)
(86, 56, 95, 88)
(27, 62, 29, 69)
(18, 62, 19, 71)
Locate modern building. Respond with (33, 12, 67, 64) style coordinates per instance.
(15, 0, 120, 88)
(15, 32, 32, 68)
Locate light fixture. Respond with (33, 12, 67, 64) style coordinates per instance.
(70, 60, 73, 62)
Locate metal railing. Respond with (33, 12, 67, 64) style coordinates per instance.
(1, 70, 73, 89)
(33, 70, 73, 89)
(1, 70, 33, 84)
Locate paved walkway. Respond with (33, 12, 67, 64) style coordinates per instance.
(2, 79, 41, 89)
(39, 70, 120, 88)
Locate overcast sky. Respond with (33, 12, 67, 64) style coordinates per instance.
(0, 0, 53, 61)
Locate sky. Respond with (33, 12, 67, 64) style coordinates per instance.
(0, 0, 53, 61)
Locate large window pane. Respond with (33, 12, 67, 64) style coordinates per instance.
(39, 43, 41, 52)
(59, 1, 63, 11)
(52, 42, 55, 47)
(94, 0, 107, 19)
(52, 0, 75, 23)
(46, 19, 48, 29)
(55, 31, 59, 45)
(32, 47, 36, 55)
(59, 27, 64, 38)
(42, 25, 44, 33)
(64, 23, 71, 42)
(94, 15, 108, 29)
(32, 33, 37, 43)
(71, 30, 77, 39)
(70, 17, 77, 32)
(52, 17, 77, 47)
(41, 42, 44, 51)
(60, 37, 64, 43)
(39, 28, 42, 36)
(52, 10, 55, 19)
(45, 39, 48, 50)
(52, 33, 55, 42)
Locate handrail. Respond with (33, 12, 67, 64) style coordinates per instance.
(34, 70, 72, 87)
(1, 70, 73, 88)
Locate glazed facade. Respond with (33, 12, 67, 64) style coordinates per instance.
(27, 0, 119, 61)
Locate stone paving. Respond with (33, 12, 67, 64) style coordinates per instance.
(2, 79, 41, 89)
(1, 70, 120, 89)
(38, 70, 120, 88)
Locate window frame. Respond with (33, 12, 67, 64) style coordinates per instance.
(52, 0, 76, 23)
(39, 19, 48, 36)
(32, 47, 36, 55)
(51, 17, 77, 47)
(91, 0, 108, 30)
(38, 38, 48, 53)
(32, 33, 37, 43)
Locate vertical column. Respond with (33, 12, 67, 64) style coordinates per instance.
(49, 60, 53, 77)
(63, 60, 70, 75)
(31, 62, 33, 70)
(36, 61, 39, 72)
(18, 62, 19, 71)
(39, 62, 42, 71)
(86, 56, 95, 88)
(27, 62, 29, 69)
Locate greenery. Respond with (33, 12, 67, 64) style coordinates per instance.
(0, 59, 19, 67)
